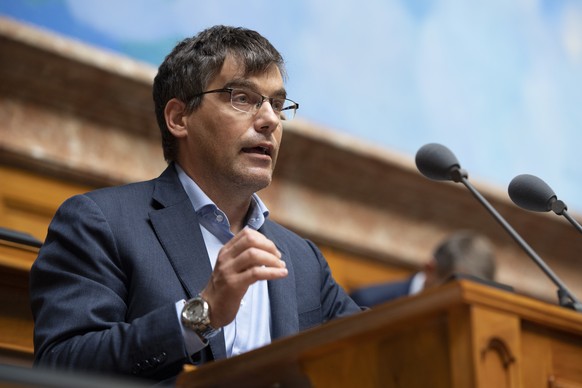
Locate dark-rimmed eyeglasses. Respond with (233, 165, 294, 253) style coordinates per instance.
(191, 88, 299, 120)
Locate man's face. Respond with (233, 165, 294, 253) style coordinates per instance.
(180, 55, 284, 196)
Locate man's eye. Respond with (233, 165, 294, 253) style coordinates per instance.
(271, 99, 285, 112)
(232, 91, 251, 105)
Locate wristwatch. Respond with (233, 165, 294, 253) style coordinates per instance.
(181, 295, 221, 340)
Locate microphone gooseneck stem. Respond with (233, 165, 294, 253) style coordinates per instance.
(458, 172, 582, 312)
(562, 210, 582, 235)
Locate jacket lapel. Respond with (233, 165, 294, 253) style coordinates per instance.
(149, 165, 227, 360)
(261, 222, 299, 339)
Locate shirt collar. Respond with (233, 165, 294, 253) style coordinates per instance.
(409, 271, 426, 295)
(175, 163, 269, 228)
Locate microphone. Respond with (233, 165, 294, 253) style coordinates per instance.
(415, 143, 582, 311)
(415, 143, 467, 182)
(508, 174, 582, 235)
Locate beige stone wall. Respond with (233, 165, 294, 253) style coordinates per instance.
(1, 16, 581, 306)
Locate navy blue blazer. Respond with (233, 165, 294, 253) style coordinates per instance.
(30, 164, 360, 382)
(349, 276, 415, 308)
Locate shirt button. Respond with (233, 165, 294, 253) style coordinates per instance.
(216, 214, 224, 222)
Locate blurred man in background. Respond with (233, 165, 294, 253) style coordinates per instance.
(350, 230, 497, 307)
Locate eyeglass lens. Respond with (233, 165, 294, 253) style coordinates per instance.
(229, 89, 297, 120)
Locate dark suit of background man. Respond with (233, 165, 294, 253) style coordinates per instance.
(350, 231, 497, 307)
(30, 25, 361, 384)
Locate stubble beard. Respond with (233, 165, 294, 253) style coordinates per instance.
(229, 164, 274, 195)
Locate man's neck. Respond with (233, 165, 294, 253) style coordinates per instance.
(175, 162, 260, 234)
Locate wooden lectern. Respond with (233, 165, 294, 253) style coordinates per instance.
(177, 280, 582, 388)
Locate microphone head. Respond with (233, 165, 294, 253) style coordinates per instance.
(415, 143, 463, 181)
(508, 174, 556, 212)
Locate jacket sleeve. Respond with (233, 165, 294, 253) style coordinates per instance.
(349, 279, 411, 308)
(29, 194, 189, 381)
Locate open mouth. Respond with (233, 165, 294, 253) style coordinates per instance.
(242, 146, 271, 156)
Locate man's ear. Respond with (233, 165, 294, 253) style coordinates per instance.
(164, 98, 189, 138)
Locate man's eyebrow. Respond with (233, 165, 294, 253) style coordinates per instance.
(223, 78, 254, 89)
(224, 79, 287, 98)
(270, 88, 288, 99)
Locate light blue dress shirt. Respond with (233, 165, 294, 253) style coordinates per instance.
(174, 164, 272, 358)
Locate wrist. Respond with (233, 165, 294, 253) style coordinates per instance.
(181, 295, 221, 340)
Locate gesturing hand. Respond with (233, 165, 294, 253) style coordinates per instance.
(200, 228, 287, 328)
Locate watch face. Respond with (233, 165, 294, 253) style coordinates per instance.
(184, 298, 207, 324)
(182, 297, 220, 338)
(190, 300, 204, 317)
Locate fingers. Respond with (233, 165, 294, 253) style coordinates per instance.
(221, 228, 287, 275)
(202, 228, 288, 327)
(225, 227, 281, 259)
